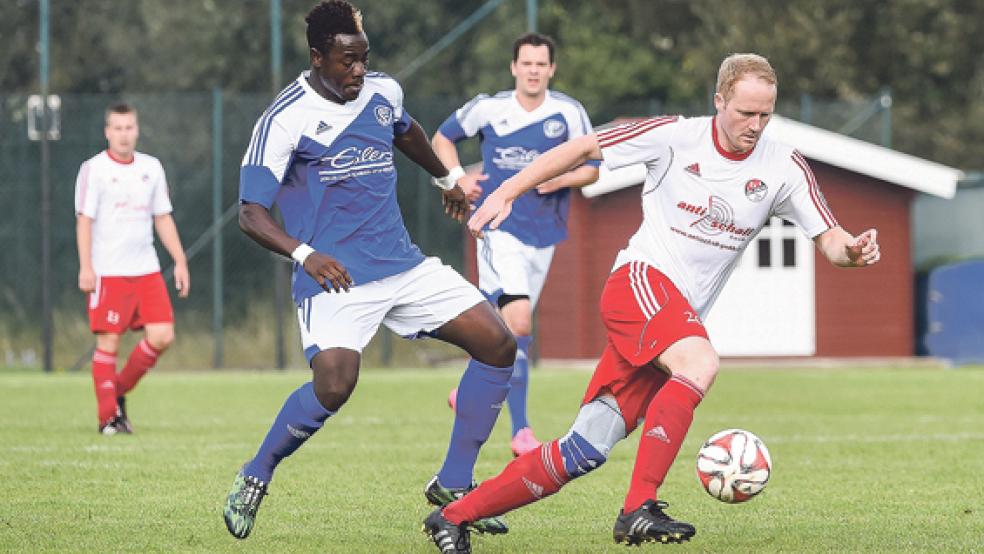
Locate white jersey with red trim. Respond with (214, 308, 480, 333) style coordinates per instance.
(74, 150, 173, 276)
(597, 115, 837, 318)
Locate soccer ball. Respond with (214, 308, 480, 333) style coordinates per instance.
(696, 428, 772, 503)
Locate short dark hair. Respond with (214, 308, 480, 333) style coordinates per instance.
(305, 0, 364, 54)
(512, 33, 555, 63)
(104, 102, 136, 125)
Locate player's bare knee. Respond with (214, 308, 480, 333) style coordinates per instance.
(95, 333, 121, 353)
(487, 331, 517, 368)
(147, 329, 174, 352)
(311, 376, 357, 411)
(311, 361, 359, 411)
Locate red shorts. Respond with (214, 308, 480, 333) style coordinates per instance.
(88, 272, 173, 334)
(582, 261, 708, 432)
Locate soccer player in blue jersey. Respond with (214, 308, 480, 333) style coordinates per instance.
(423, 32, 600, 514)
(221, 1, 516, 540)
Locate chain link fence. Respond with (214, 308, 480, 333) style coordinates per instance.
(0, 91, 889, 370)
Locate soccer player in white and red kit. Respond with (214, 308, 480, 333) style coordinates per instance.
(423, 54, 882, 550)
(75, 102, 190, 435)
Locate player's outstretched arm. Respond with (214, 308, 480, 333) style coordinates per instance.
(535, 164, 600, 195)
(468, 134, 602, 237)
(239, 202, 353, 293)
(814, 226, 881, 268)
(154, 214, 191, 297)
(394, 119, 470, 222)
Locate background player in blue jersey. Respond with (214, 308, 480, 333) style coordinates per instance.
(222, 1, 516, 540)
(425, 33, 600, 507)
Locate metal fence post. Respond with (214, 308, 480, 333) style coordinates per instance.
(271, 0, 287, 369)
(212, 87, 224, 369)
(39, 0, 53, 372)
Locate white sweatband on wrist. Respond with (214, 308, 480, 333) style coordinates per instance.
(431, 165, 466, 191)
(291, 243, 315, 264)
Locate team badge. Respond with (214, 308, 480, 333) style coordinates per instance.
(543, 119, 566, 138)
(374, 105, 393, 126)
(744, 179, 768, 202)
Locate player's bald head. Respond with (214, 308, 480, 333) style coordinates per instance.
(306, 0, 364, 54)
(716, 54, 777, 103)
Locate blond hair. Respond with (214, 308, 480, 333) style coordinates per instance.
(716, 53, 777, 102)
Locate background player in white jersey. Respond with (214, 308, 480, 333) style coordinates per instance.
(75, 102, 190, 435)
(429, 33, 599, 470)
(423, 53, 882, 552)
(222, 1, 516, 540)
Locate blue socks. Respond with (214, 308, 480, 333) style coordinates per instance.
(506, 336, 532, 436)
(243, 382, 334, 483)
(437, 359, 512, 489)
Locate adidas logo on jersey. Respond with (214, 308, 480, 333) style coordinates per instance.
(645, 425, 671, 443)
(685, 163, 701, 176)
(316, 121, 332, 134)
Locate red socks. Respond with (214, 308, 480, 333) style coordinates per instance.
(91, 349, 118, 425)
(117, 339, 160, 396)
(623, 375, 704, 513)
(444, 440, 569, 525)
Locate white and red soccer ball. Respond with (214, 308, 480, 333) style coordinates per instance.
(696, 428, 772, 503)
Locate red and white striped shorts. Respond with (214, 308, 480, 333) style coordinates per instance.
(581, 261, 708, 431)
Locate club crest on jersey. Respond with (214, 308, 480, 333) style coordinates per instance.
(543, 119, 566, 139)
(374, 105, 393, 126)
(744, 179, 768, 202)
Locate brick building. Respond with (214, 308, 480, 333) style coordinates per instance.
(465, 116, 962, 359)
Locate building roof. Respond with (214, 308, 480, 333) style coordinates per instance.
(582, 115, 963, 200)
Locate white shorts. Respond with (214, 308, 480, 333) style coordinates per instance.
(297, 257, 485, 361)
(476, 229, 555, 307)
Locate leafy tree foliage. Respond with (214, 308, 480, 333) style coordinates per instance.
(0, 0, 979, 166)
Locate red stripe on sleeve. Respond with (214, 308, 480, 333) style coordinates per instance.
(597, 116, 678, 149)
(792, 151, 837, 228)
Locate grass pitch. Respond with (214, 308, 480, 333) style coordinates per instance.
(0, 365, 982, 553)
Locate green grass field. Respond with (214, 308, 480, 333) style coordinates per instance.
(1, 366, 982, 553)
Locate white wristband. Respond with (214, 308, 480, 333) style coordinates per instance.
(431, 166, 466, 191)
(291, 243, 315, 264)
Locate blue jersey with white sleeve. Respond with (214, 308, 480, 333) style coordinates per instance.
(438, 90, 599, 247)
(240, 71, 425, 303)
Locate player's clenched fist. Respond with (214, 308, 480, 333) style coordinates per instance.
(442, 185, 470, 223)
(846, 228, 880, 267)
(302, 252, 353, 293)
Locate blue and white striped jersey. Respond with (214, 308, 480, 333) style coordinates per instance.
(240, 71, 425, 303)
(439, 90, 599, 247)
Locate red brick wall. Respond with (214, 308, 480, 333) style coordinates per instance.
(811, 162, 914, 356)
